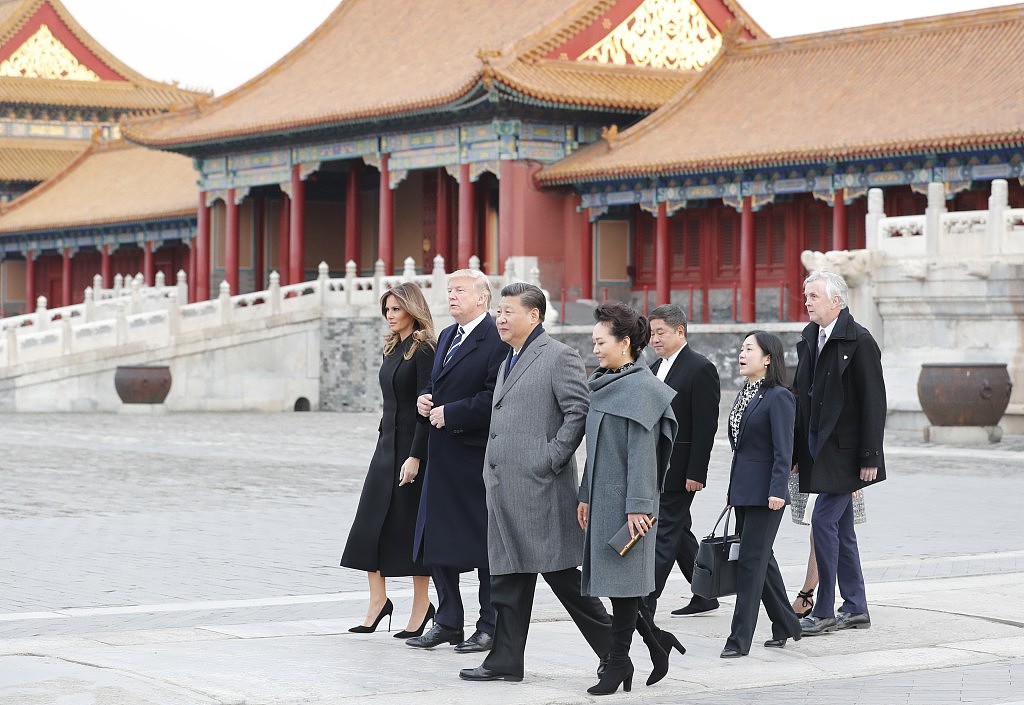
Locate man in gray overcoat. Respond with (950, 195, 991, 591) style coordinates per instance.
(459, 282, 612, 683)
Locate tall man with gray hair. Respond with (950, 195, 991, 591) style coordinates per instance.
(793, 270, 886, 636)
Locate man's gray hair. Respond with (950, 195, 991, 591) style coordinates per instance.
(449, 268, 492, 308)
(648, 304, 687, 334)
(500, 281, 546, 320)
(804, 270, 849, 310)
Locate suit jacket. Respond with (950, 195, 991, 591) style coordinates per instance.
(652, 345, 720, 490)
(793, 307, 887, 495)
(413, 314, 507, 569)
(483, 331, 588, 575)
(727, 384, 794, 507)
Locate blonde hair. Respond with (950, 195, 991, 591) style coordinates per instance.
(448, 268, 492, 308)
(381, 282, 436, 359)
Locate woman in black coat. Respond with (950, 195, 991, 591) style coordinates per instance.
(720, 331, 802, 657)
(341, 282, 436, 637)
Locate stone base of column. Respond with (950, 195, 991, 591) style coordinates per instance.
(923, 425, 1002, 444)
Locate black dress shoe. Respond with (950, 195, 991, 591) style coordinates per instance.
(459, 666, 522, 682)
(836, 612, 871, 630)
(719, 648, 744, 658)
(454, 629, 493, 653)
(671, 597, 719, 616)
(799, 615, 837, 636)
(406, 623, 464, 649)
(763, 638, 787, 648)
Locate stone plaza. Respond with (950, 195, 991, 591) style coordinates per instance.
(1, 410, 1022, 704)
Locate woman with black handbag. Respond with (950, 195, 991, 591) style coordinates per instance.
(720, 330, 803, 658)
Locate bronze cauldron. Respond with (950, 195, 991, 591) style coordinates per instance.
(917, 363, 1012, 426)
(114, 365, 172, 404)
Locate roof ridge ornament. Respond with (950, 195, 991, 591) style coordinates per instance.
(477, 48, 503, 89)
(601, 124, 620, 148)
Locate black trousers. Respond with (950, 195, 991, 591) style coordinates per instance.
(645, 490, 699, 616)
(483, 568, 612, 677)
(725, 506, 802, 654)
(432, 565, 495, 635)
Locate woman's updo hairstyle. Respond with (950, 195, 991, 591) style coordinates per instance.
(594, 302, 650, 361)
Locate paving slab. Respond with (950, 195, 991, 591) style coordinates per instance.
(1, 412, 1022, 704)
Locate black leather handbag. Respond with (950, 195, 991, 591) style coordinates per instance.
(691, 506, 740, 599)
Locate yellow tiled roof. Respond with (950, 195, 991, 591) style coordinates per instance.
(125, 0, 761, 149)
(539, 4, 1024, 184)
(0, 140, 197, 233)
(0, 137, 85, 181)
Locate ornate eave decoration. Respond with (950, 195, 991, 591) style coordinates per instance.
(577, 0, 722, 71)
(0, 24, 100, 81)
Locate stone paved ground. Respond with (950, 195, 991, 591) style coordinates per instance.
(1, 411, 1022, 704)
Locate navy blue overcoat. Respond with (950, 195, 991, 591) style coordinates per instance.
(412, 314, 507, 569)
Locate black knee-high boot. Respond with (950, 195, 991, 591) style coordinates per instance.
(636, 602, 669, 685)
(588, 598, 636, 696)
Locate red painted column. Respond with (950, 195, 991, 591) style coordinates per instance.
(278, 193, 291, 285)
(655, 202, 670, 306)
(188, 238, 197, 302)
(378, 154, 394, 275)
(457, 162, 474, 269)
(345, 161, 361, 268)
(498, 160, 515, 268)
(143, 241, 155, 286)
(225, 188, 239, 295)
(61, 248, 72, 307)
(832, 187, 848, 251)
(739, 196, 755, 323)
(196, 192, 211, 301)
(25, 249, 35, 312)
(254, 196, 265, 290)
(100, 244, 111, 288)
(436, 167, 451, 267)
(578, 196, 593, 300)
(289, 165, 305, 284)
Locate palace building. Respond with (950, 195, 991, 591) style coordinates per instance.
(2, 0, 1023, 323)
(0, 0, 205, 314)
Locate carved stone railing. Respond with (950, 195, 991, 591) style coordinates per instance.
(0, 254, 529, 371)
(872, 179, 1024, 260)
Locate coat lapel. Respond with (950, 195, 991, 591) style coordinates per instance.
(493, 335, 546, 404)
(433, 316, 489, 384)
(736, 388, 765, 445)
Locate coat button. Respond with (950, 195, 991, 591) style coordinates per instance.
(495, 403, 502, 409)
(490, 433, 497, 439)
(489, 463, 496, 469)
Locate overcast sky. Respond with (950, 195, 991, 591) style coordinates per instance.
(60, 0, 1020, 95)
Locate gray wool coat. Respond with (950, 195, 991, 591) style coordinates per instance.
(578, 364, 677, 598)
(483, 331, 589, 575)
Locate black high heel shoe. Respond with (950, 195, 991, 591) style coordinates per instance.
(794, 590, 815, 618)
(587, 658, 633, 695)
(394, 603, 435, 639)
(349, 598, 393, 633)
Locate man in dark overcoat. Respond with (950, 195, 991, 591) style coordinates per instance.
(408, 269, 507, 652)
(646, 304, 721, 618)
(793, 270, 886, 636)
(459, 282, 611, 682)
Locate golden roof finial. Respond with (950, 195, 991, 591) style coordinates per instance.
(601, 124, 620, 147)
(477, 48, 502, 89)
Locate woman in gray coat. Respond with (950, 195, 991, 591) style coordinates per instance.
(578, 303, 678, 696)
